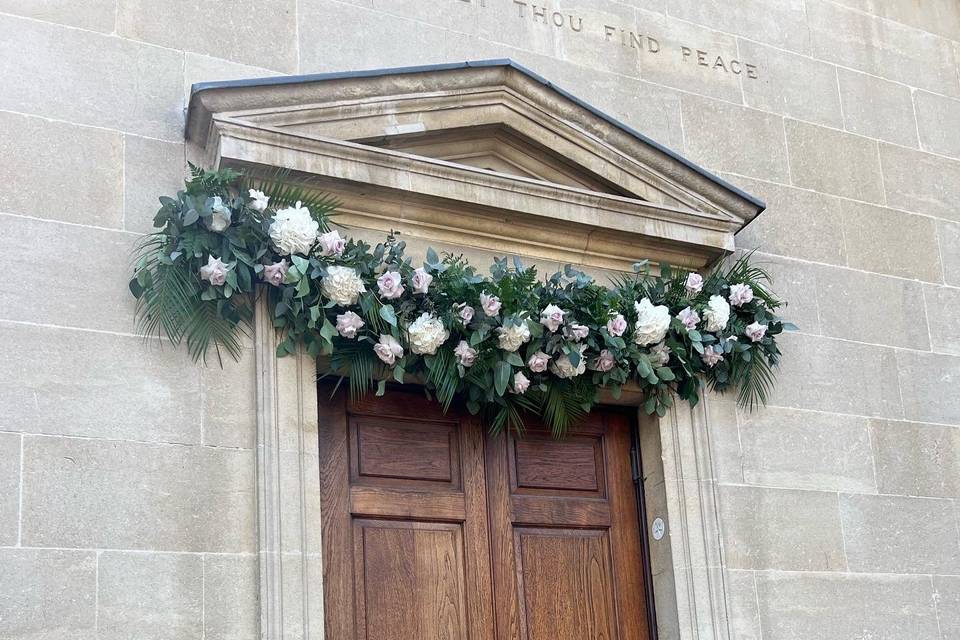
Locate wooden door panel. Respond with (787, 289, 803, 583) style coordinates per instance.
(352, 417, 460, 487)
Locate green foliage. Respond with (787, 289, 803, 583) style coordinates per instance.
(131, 168, 792, 436)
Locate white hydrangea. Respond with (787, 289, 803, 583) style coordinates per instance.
(407, 312, 449, 355)
(550, 344, 587, 379)
(633, 298, 671, 346)
(497, 321, 531, 352)
(703, 295, 731, 332)
(321, 265, 365, 306)
(268, 201, 319, 255)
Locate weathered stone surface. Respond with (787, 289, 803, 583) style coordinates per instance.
(839, 200, 941, 281)
(738, 407, 875, 492)
(935, 576, 960, 639)
(871, 418, 960, 498)
(914, 91, 960, 159)
(807, 0, 960, 97)
(755, 572, 940, 639)
(98, 552, 203, 640)
(0, 323, 202, 444)
(815, 265, 929, 350)
(703, 398, 743, 484)
(785, 120, 884, 203)
(0, 111, 123, 227)
(666, 0, 809, 53)
(0, 15, 183, 139)
(124, 136, 185, 234)
(880, 143, 960, 221)
(840, 493, 960, 574)
(718, 485, 845, 571)
(681, 96, 789, 182)
(830, 0, 960, 42)
(204, 554, 258, 640)
(941, 221, 960, 286)
(184, 53, 284, 102)
(0, 549, 97, 639)
(898, 350, 960, 424)
(0, 0, 116, 32)
(770, 332, 903, 419)
(837, 68, 919, 147)
(926, 285, 960, 356)
(119, 0, 297, 72)
(739, 40, 842, 128)
(21, 436, 256, 552)
(724, 570, 762, 640)
(202, 349, 257, 449)
(0, 433, 19, 546)
(747, 254, 821, 335)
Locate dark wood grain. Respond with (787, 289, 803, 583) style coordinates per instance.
(514, 436, 600, 492)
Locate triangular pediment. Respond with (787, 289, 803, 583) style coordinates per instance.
(186, 60, 764, 270)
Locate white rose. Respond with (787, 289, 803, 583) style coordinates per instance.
(248, 189, 270, 212)
(512, 371, 531, 394)
(407, 312, 449, 355)
(335, 311, 365, 338)
(633, 298, 671, 346)
(321, 265, 366, 306)
(206, 196, 232, 232)
(411, 267, 433, 295)
(374, 334, 404, 366)
(701, 346, 723, 368)
(497, 321, 531, 352)
(527, 351, 551, 373)
(728, 283, 754, 307)
(703, 295, 731, 332)
(269, 201, 319, 255)
(550, 344, 587, 379)
(480, 292, 502, 317)
(685, 272, 704, 295)
(454, 340, 477, 367)
(745, 321, 768, 343)
(540, 304, 565, 332)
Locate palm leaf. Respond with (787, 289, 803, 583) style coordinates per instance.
(245, 169, 340, 232)
(182, 300, 245, 364)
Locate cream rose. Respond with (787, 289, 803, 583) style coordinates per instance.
(633, 298, 670, 346)
(540, 304, 565, 332)
(407, 313, 449, 355)
(685, 272, 704, 295)
(703, 295, 731, 332)
(728, 283, 754, 307)
(206, 196, 232, 232)
(411, 267, 433, 295)
(317, 230, 346, 257)
(335, 311, 365, 338)
(262, 259, 288, 287)
(200, 255, 230, 286)
(497, 321, 531, 352)
(480, 292, 502, 317)
(322, 265, 365, 306)
(745, 321, 768, 343)
(373, 334, 403, 366)
(550, 345, 587, 379)
(512, 371, 531, 394)
(248, 189, 270, 212)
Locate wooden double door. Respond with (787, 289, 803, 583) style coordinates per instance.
(319, 388, 651, 640)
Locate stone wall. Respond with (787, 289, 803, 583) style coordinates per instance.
(1, 1, 958, 638)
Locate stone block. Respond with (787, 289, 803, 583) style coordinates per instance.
(785, 119, 884, 203)
(839, 200, 941, 281)
(898, 350, 960, 424)
(0, 549, 97, 639)
(724, 570, 762, 640)
(770, 332, 903, 419)
(935, 576, 960, 639)
(204, 554, 258, 640)
(202, 349, 257, 449)
(732, 177, 845, 265)
(0, 15, 183, 140)
(926, 285, 960, 356)
(915, 91, 960, 159)
(0, 0, 116, 32)
(739, 40, 842, 128)
(21, 436, 256, 552)
(748, 254, 821, 334)
(665, 0, 809, 54)
(681, 95, 789, 182)
(0, 433, 19, 546)
(755, 572, 940, 639)
(871, 418, 960, 498)
(118, 0, 297, 72)
(0, 112, 123, 227)
(124, 136, 185, 234)
(703, 398, 743, 484)
(880, 143, 960, 221)
(717, 485, 846, 571)
(807, 0, 960, 97)
(0, 323, 203, 444)
(738, 407, 875, 492)
(838, 68, 919, 147)
(97, 551, 203, 640)
(840, 493, 960, 574)
(814, 265, 929, 350)
(184, 53, 284, 102)
(830, 0, 960, 43)
(940, 221, 960, 286)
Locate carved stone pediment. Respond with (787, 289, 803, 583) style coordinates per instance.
(186, 59, 764, 271)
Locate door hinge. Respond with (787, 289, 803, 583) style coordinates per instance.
(630, 446, 642, 483)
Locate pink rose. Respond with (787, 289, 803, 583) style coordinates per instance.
(702, 347, 723, 367)
(377, 271, 404, 299)
(512, 371, 530, 394)
(745, 321, 767, 342)
(373, 334, 403, 366)
(317, 230, 346, 257)
(480, 292, 501, 317)
(650, 341, 670, 366)
(685, 272, 704, 295)
(335, 311, 365, 338)
(677, 306, 700, 330)
(200, 255, 230, 286)
(592, 349, 616, 372)
(456, 303, 475, 324)
(606, 313, 627, 337)
(527, 351, 550, 373)
(454, 340, 477, 367)
(540, 304, 565, 332)
(411, 267, 433, 294)
(565, 323, 589, 341)
(262, 259, 288, 287)
(728, 283, 754, 307)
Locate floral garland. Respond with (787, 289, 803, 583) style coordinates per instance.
(130, 167, 792, 434)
